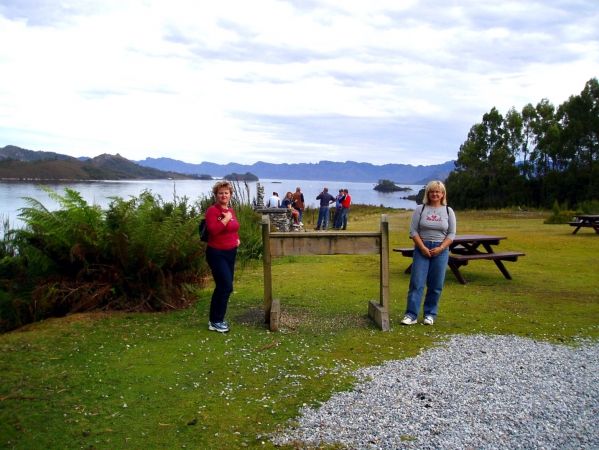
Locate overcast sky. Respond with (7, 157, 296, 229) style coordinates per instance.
(0, 0, 597, 166)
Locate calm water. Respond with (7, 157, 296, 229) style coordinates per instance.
(0, 179, 422, 229)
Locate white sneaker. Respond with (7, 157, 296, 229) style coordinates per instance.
(401, 316, 417, 325)
(424, 316, 434, 325)
(299, 222, 304, 226)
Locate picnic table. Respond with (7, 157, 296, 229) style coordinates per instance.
(568, 215, 599, 234)
(394, 234, 525, 285)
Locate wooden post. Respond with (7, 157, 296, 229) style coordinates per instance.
(262, 215, 272, 324)
(380, 214, 389, 310)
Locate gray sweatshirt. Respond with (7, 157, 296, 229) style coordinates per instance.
(409, 204, 456, 243)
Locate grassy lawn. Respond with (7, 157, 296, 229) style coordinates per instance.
(1, 207, 598, 449)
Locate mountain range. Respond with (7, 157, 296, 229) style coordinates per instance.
(0, 145, 198, 180)
(133, 157, 455, 184)
(0, 145, 455, 183)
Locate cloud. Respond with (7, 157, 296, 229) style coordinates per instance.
(0, 0, 113, 27)
(0, 0, 598, 167)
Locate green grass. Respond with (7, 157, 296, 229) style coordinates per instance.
(1, 208, 598, 449)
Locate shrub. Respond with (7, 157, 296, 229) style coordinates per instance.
(1, 187, 210, 332)
(544, 200, 576, 224)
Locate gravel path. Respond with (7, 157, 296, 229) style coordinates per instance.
(271, 334, 599, 449)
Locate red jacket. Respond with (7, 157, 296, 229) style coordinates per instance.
(205, 204, 240, 250)
(341, 194, 351, 208)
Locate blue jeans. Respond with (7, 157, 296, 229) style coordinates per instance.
(294, 208, 303, 223)
(316, 206, 330, 229)
(333, 208, 342, 229)
(340, 207, 350, 229)
(405, 241, 449, 320)
(206, 246, 237, 323)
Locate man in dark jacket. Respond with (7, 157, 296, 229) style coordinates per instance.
(315, 187, 335, 230)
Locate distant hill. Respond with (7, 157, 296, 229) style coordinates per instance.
(0, 146, 198, 180)
(0, 144, 78, 162)
(0, 144, 456, 183)
(134, 157, 456, 183)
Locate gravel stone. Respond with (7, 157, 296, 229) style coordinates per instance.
(271, 334, 599, 449)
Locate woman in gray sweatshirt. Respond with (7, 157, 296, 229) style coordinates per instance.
(401, 181, 456, 326)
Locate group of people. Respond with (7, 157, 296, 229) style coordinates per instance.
(203, 179, 456, 333)
(267, 186, 352, 231)
(268, 188, 304, 228)
(315, 187, 351, 230)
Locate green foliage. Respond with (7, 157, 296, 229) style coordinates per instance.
(235, 204, 263, 262)
(544, 211, 576, 224)
(543, 200, 576, 224)
(577, 199, 599, 214)
(446, 77, 599, 210)
(1, 187, 210, 332)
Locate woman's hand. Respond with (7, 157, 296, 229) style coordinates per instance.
(430, 246, 445, 257)
(221, 211, 233, 225)
(420, 247, 432, 257)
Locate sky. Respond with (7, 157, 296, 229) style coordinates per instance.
(0, 0, 598, 166)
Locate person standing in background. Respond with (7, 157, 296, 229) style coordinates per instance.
(205, 181, 240, 333)
(339, 189, 351, 230)
(291, 187, 305, 226)
(315, 187, 335, 230)
(333, 189, 345, 230)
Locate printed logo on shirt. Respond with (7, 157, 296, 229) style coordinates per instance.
(426, 211, 443, 222)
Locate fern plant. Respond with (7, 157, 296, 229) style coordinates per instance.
(1, 187, 210, 331)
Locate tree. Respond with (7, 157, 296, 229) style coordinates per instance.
(446, 107, 523, 209)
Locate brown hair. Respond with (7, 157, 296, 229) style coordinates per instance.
(212, 180, 234, 196)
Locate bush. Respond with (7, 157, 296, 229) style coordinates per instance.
(544, 211, 576, 224)
(543, 200, 576, 224)
(1, 187, 210, 332)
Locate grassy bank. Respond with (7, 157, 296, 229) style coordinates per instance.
(1, 208, 598, 449)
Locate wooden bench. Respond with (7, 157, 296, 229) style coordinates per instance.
(568, 221, 599, 234)
(568, 221, 596, 227)
(393, 247, 526, 284)
(568, 215, 599, 234)
(450, 252, 525, 263)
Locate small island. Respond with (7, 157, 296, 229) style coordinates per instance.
(223, 172, 259, 181)
(404, 188, 425, 204)
(373, 179, 411, 192)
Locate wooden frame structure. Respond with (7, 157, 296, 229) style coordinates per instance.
(262, 214, 390, 331)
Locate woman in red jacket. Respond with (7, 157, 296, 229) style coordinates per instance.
(205, 181, 240, 333)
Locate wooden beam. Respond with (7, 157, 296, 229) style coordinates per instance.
(269, 232, 381, 256)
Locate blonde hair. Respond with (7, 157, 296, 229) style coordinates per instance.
(212, 180, 234, 196)
(423, 180, 447, 206)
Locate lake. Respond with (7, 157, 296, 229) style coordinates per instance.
(0, 179, 423, 229)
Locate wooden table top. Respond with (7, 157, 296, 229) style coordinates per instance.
(574, 215, 599, 220)
(452, 234, 507, 243)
